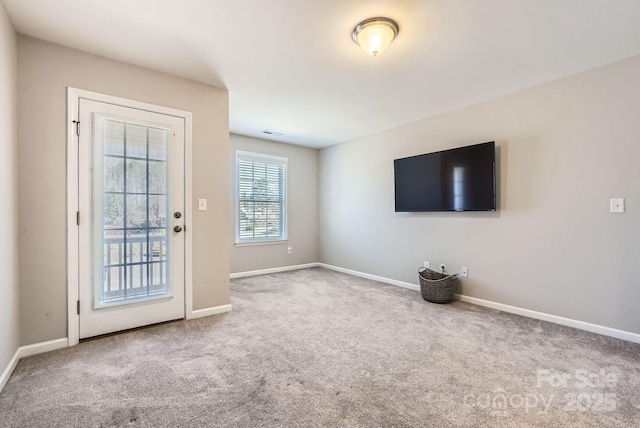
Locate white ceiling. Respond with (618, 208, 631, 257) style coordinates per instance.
(4, 0, 640, 148)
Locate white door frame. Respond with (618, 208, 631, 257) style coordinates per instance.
(67, 87, 194, 346)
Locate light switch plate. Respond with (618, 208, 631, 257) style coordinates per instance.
(610, 198, 624, 213)
(198, 198, 207, 211)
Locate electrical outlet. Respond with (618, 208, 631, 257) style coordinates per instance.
(461, 267, 468, 278)
(287, 247, 293, 255)
(423, 261, 430, 269)
(610, 198, 624, 213)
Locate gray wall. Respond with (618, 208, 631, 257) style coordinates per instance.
(0, 3, 19, 372)
(319, 56, 640, 334)
(229, 134, 318, 273)
(18, 36, 230, 346)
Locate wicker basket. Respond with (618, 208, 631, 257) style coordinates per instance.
(418, 267, 458, 304)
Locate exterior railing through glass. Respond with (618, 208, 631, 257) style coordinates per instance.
(101, 232, 168, 303)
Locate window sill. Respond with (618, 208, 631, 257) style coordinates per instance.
(235, 239, 288, 247)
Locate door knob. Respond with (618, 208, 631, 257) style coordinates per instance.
(174, 225, 183, 233)
(174, 212, 182, 219)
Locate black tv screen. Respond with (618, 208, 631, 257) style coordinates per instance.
(394, 141, 496, 212)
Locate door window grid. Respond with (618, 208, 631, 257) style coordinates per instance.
(98, 119, 169, 304)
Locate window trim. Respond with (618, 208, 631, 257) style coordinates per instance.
(235, 150, 288, 245)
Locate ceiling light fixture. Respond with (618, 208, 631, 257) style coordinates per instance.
(352, 17, 399, 56)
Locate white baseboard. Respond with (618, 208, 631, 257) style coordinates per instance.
(454, 294, 640, 344)
(317, 263, 420, 292)
(0, 348, 20, 393)
(230, 263, 321, 279)
(188, 304, 232, 320)
(18, 338, 69, 358)
(0, 338, 68, 393)
(319, 263, 640, 344)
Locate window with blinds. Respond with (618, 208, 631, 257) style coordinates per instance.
(236, 151, 287, 244)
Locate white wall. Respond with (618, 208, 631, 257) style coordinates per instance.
(319, 56, 640, 334)
(229, 134, 319, 273)
(17, 36, 230, 345)
(0, 2, 19, 374)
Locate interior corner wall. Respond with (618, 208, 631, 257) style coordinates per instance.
(0, 3, 20, 373)
(319, 55, 640, 334)
(229, 134, 319, 273)
(17, 36, 230, 346)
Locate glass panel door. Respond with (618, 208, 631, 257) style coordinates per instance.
(78, 97, 185, 340)
(96, 118, 171, 307)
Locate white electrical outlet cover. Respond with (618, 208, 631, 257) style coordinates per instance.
(610, 198, 624, 213)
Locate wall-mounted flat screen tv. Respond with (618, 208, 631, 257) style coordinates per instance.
(394, 141, 496, 212)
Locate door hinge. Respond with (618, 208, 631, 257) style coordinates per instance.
(77, 300, 80, 315)
(76, 211, 80, 225)
(73, 120, 80, 136)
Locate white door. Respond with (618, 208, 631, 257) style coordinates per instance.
(77, 98, 185, 339)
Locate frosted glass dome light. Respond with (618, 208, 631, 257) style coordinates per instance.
(352, 17, 399, 56)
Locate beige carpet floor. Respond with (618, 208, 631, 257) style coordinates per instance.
(1, 267, 639, 427)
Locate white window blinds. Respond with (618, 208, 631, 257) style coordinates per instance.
(236, 151, 287, 243)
